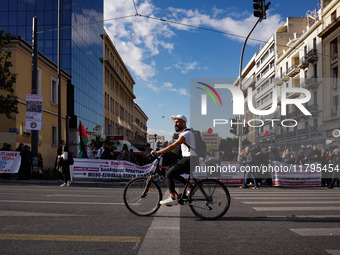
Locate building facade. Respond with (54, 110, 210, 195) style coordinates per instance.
(319, 0, 340, 143)
(0, 37, 70, 167)
(274, 12, 323, 150)
(102, 29, 136, 142)
(0, 0, 104, 133)
(134, 103, 148, 145)
(201, 132, 220, 152)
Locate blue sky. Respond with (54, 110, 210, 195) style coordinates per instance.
(104, 0, 320, 141)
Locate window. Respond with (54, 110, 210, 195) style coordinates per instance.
(313, 119, 318, 129)
(313, 91, 317, 106)
(331, 39, 338, 60)
(313, 37, 316, 50)
(333, 95, 339, 111)
(51, 78, 58, 104)
(331, 11, 336, 22)
(333, 67, 338, 88)
(52, 126, 57, 146)
(313, 63, 317, 78)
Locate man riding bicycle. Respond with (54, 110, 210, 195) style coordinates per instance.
(151, 115, 199, 206)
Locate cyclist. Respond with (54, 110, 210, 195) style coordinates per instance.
(151, 115, 199, 205)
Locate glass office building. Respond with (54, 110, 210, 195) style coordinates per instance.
(0, 0, 103, 131)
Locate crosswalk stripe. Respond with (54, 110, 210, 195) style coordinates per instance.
(138, 192, 180, 255)
(290, 228, 340, 236)
(325, 249, 340, 255)
(267, 215, 340, 219)
(231, 194, 340, 197)
(253, 206, 340, 211)
(0, 234, 140, 242)
(243, 201, 340, 205)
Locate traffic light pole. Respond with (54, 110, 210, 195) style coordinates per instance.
(238, 18, 261, 156)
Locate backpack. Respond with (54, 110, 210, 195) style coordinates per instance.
(184, 129, 207, 157)
(68, 153, 74, 165)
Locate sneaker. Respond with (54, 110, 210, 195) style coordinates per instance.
(67, 181, 71, 187)
(252, 186, 260, 190)
(60, 183, 67, 187)
(239, 186, 248, 189)
(160, 196, 178, 206)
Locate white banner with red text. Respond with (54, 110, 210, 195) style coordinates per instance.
(271, 161, 321, 187)
(70, 158, 156, 180)
(0, 151, 21, 174)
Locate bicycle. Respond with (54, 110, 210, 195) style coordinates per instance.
(123, 155, 231, 220)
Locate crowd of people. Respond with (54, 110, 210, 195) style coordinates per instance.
(0, 142, 37, 180)
(209, 143, 340, 189)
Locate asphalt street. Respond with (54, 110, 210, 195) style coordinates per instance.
(0, 181, 339, 254)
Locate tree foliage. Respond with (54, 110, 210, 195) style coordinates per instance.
(0, 31, 18, 119)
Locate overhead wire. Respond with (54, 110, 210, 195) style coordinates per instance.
(34, 2, 333, 60)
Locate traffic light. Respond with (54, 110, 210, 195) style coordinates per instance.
(253, 0, 270, 20)
(230, 118, 237, 135)
(243, 124, 249, 135)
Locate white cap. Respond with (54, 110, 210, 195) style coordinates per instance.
(171, 115, 187, 122)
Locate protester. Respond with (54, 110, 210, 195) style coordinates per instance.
(282, 149, 293, 164)
(37, 152, 44, 174)
(97, 142, 107, 159)
(87, 144, 95, 159)
(119, 144, 130, 161)
(129, 149, 136, 163)
(308, 143, 321, 163)
(240, 146, 259, 189)
(295, 150, 306, 165)
(59, 144, 71, 187)
(227, 147, 238, 161)
(328, 148, 340, 189)
(15, 143, 24, 152)
(321, 149, 331, 186)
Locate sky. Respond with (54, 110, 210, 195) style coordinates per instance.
(103, 0, 320, 141)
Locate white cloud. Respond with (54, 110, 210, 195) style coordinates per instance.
(164, 61, 205, 74)
(104, 1, 284, 81)
(146, 83, 160, 93)
(147, 128, 173, 138)
(166, 7, 284, 45)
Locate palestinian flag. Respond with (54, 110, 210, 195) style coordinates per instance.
(78, 121, 88, 158)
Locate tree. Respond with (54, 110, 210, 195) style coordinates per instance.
(0, 31, 18, 119)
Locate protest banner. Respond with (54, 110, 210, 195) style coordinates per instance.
(271, 161, 321, 187)
(70, 158, 156, 180)
(0, 151, 21, 174)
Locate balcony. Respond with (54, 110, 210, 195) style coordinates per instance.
(282, 71, 289, 81)
(298, 57, 308, 69)
(303, 77, 319, 90)
(306, 49, 318, 62)
(287, 63, 300, 77)
(331, 53, 338, 63)
(276, 77, 284, 85)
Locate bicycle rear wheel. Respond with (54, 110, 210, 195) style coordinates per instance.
(123, 176, 162, 216)
(189, 179, 230, 220)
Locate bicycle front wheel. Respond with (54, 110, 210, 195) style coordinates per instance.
(189, 179, 231, 220)
(123, 176, 162, 216)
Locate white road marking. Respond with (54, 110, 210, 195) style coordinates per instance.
(0, 210, 83, 217)
(253, 206, 340, 211)
(138, 193, 180, 255)
(0, 199, 124, 205)
(243, 201, 340, 204)
(290, 228, 340, 236)
(326, 250, 340, 255)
